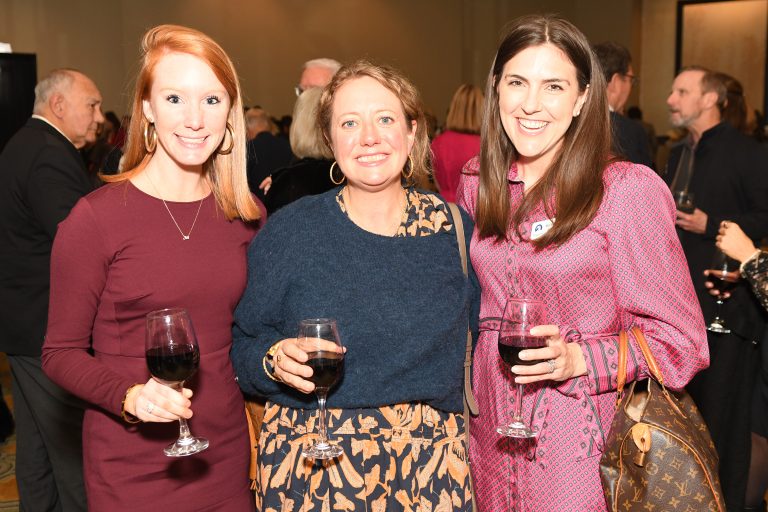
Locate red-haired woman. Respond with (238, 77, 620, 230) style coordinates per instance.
(42, 25, 263, 510)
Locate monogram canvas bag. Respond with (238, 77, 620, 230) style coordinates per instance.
(599, 327, 726, 512)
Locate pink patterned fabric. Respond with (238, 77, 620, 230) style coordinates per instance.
(457, 158, 709, 511)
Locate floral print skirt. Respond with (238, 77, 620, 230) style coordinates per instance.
(255, 401, 472, 512)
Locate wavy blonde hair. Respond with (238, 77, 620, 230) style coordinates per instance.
(317, 60, 431, 189)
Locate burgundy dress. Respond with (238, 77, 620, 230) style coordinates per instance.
(42, 182, 260, 511)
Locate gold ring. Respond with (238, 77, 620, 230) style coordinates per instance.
(276, 354, 282, 365)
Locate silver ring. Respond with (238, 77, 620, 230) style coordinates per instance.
(547, 359, 556, 374)
(145, 401, 155, 415)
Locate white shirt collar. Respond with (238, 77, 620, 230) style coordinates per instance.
(31, 115, 75, 147)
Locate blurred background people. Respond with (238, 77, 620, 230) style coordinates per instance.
(42, 25, 263, 511)
(626, 106, 658, 168)
(431, 84, 483, 202)
(665, 66, 768, 510)
(0, 67, 102, 512)
(232, 60, 479, 511)
(593, 41, 653, 168)
(707, 221, 768, 512)
(245, 106, 293, 200)
(263, 87, 334, 214)
(295, 57, 341, 97)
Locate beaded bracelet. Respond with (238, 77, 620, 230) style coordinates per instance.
(121, 383, 142, 424)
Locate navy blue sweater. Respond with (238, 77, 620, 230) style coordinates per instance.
(232, 188, 479, 413)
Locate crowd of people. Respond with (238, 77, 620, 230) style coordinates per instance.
(0, 13, 766, 512)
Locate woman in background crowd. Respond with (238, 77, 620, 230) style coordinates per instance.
(708, 220, 768, 512)
(263, 87, 335, 214)
(42, 24, 262, 511)
(232, 60, 479, 511)
(431, 84, 483, 202)
(457, 14, 707, 510)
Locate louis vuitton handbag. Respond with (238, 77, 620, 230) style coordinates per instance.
(599, 326, 726, 512)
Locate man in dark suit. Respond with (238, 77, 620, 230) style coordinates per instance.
(665, 66, 768, 510)
(0, 68, 103, 511)
(593, 41, 654, 168)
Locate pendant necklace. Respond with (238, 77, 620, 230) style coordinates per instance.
(146, 171, 205, 241)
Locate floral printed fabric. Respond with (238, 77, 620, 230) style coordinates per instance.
(256, 402, 471, 512)
(336, 186, 453, 237)
(742, 250, 768, 311)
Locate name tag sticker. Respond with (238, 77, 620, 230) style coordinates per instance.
(530, 218, 555, 240)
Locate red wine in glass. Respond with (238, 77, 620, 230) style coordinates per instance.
(145, 308, 209, 457)
(706, 249, 740, 334)
(498, 335, 547, 367)
(145, 346, 200, 383)
(306, 351, 344, 390)
(706, 272, 738, 294)
(298, 318, 344, 460)
(497, 298, 547, 439)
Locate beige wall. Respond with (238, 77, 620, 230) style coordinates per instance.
(1, 0, 644, 126)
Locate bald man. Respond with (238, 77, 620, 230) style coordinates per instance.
(0, 68, 103, 511)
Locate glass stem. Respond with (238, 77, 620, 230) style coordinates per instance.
(714, 297, 724, 322)
(172, 380, 193, 444)
(177, 418, 193, 443)
(513, 381, 525, 423)
(316, 391, 329, 446)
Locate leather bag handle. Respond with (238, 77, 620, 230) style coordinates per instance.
(629, 326, 665, 387)
(617, 330, 628, 399)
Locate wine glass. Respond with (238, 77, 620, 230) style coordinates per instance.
(673, 190, 695, 214)
(299, 318, 345, 460)
(145, 308, 209, 457)
(706, 249, 740, 334)
(497, 298, 547, 438)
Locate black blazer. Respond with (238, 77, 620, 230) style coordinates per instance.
(0, 118, 94, 355)
(610, 111, 654, 169)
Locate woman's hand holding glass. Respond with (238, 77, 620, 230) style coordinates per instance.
(124, 378, 194, 423)
(716, 221, 758, 264)
(271, 338, 345, 394)
(510, 324, 588, 385)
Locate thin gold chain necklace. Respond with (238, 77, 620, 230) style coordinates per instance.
(145, 171, 205, 241)
(342, 186, 407, 237)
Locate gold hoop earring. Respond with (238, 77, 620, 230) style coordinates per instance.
(402, 155, 414, 180)
(217, 123, 234, 155)
(329, 161, 345, 185)
(143, 121, 157, 153)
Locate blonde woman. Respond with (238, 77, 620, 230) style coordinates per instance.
(431, 84, 483, 201)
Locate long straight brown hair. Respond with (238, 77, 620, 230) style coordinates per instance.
(476, 15, 611, 248)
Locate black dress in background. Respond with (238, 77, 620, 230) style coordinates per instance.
(264, 158, 336, 215)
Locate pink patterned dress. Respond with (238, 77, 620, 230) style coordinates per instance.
(457, 158, 709, 511)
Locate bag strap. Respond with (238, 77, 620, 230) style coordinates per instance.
(616, 330, 629, 400)
(447, 201, 478, 512)
(447, 202, 479, 416)
(629, 326, 666, 387)
(617, 327, 667, 393)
